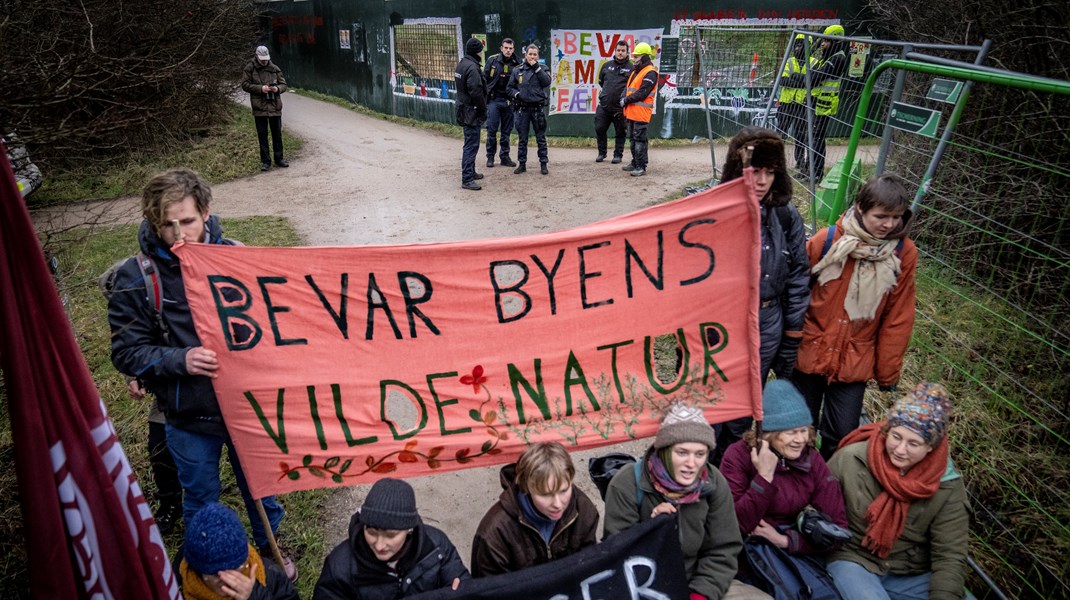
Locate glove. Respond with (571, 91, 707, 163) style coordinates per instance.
(619, 97, 626, 108)
(879, 383, 898, 393)
(771, 333, 802, 380)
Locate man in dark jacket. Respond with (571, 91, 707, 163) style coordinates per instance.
(241, 45, 289, 172)
(471, 442, 599, 577)
(108, 168, 294, 581)
(483, 38, 521, 169)
(455, 37, 488, 190)
(594, 40, 633, 164)
(313, 478, 470, 599)
(507, 44, 552, 175)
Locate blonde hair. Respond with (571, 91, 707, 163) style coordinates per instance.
(141, 168, 212, 231)
(515, 441, 575, 495)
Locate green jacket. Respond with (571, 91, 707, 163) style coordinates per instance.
(602, 452, 742, 600)
(828, 441, 969, 600)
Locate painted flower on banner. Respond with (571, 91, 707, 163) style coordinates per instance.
(460, 365, 488, 393)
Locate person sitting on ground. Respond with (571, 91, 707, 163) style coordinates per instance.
(827, 383, 969, 600)
(603, 403, 770, 600)
(471, 441, 599, 577)
(792, 172, 917, 461)
(720, 379, 847, 587)
(313, 477, 469, 599)
(176, 503, 298, 600)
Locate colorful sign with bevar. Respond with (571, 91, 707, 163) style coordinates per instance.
(174, 177, 763, 499)
(549, 28, 663, 115)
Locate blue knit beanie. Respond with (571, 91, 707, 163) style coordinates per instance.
(762, 379, 812, 431)
(184, 503, 249, 574)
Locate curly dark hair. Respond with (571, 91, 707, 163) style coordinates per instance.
(720, 126, 793, 207)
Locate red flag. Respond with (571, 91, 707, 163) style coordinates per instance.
(0, 143, 178, 597)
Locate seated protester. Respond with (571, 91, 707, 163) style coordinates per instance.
(313, 478, 469, 600)
(720, 380, 848, 590)
(176, 502, 299, 600)
(471, 441, 599, 577)
(827, 383, 969, 600)
(603, 403, 769, 600)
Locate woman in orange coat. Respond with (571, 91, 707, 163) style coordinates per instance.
(791, 173, 917, 460)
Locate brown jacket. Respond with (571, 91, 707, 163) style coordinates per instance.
(470, 464, 599, 578)
(795, 216, 917, 386)
(241, 59, 287, 117)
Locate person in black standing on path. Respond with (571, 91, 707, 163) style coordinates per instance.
(483, 38, 521, 169)
(455, 37, 488, 191)
(508, 45, 552, 175)
(594, 40, 633, 164)
(242, 46, 289, 172)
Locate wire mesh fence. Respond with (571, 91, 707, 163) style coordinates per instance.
(837, 59, 1070, 599)
(391, 19, 461, 99)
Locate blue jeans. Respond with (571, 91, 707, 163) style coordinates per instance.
(485, 97, 514, 160)
(166, 424, 284, 547)
(461, 124, 480, 182)
(827, 560, 931, 600)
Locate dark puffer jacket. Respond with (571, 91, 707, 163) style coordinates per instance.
(108, 217, 237, 437)
(470, 463, 599, 577)
(242, 59, 288, 117)
(455, 39, 487, 127)
(758, 204, 810, 373)
(313, 512, 470, 600)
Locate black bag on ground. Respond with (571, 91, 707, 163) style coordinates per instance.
(742, 536, 842, 600)
(587, 453, 636, 501)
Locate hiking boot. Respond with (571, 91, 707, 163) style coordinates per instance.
(275, 159, 289, 168)
(630, 167, 646, 177)
(486, 158, 494, 168)
(154, 501, 183, 536)
(513, 163, 526, 174)
(461, 180, 482, 190)
(260, 162, 271, 172)
(595, 153, 606, 162)
(259, 545, 298, 582)
(499, 156, 517, 167)
(473, 172, 484, 180)
(611, 156, 623, 164)
(622, 164, 637, 172)
(540, 163, 549, 175)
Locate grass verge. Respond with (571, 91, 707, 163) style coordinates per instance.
(29, 105, 304, 206)
(0, 216, 329, 600)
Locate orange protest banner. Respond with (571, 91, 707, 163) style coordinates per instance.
(175, 179, 762, 498)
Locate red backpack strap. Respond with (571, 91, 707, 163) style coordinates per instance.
(136, 252, 170, 343)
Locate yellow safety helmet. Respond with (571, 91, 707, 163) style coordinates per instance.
(632, 42, 655, 57)
(823, 24, 845, 36)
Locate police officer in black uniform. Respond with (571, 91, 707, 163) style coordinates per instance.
(594, 40, 633, 164)
(483, 38, 521, 168)
(507, 45, 552, 175)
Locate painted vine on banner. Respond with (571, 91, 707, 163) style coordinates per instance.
(549, 28, 663, 115)
(175, 180, 763, 498)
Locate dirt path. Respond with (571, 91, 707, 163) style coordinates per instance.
(34, 92, 841, 565)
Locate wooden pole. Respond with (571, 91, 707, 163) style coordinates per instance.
(254, 499, 286, 571)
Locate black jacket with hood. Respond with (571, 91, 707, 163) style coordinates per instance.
(313, 512, 470, 600)
(455, 38, 487, 126)
(108, 216, 238, 437)
(597, 56, 634, 110)
(470, 463, 599, 577)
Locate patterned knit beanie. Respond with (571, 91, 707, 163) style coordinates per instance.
(184, 503, 249, 574)
(361, 478, 421, 530)
(887, 382, 952, 445)
(654, 403, 717, 450)
(762, 379, 812, 431)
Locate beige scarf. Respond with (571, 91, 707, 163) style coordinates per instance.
(812, 207, 902, 321)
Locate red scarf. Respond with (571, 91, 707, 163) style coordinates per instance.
(839, 423, 948, 558)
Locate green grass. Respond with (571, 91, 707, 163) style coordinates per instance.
(0, 216, 329, 600)
(29, 105, 304, 206)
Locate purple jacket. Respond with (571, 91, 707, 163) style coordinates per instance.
(720, 439, 847, 555)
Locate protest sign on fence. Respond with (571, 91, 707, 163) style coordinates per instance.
(408, 514, 689, 600)
(175, 177, 762, 498)
(549, 28, 663, 115)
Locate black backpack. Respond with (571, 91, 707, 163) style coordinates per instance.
(99, 252, 170, 343)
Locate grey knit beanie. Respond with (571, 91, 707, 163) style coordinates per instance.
(654, 403, 717, 450)
(360, 478, 421, 530)
(761, 379, 812, 431)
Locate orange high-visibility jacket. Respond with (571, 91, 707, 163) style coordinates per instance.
(623, 65, 657, 123)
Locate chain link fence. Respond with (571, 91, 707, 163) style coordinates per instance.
(390, 19, 462, 101)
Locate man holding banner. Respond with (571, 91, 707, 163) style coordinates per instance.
(107, 168, 294, 580)
(621, 42, 659, 177)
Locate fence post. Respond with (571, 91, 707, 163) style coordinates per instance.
(695, 27, 718, 180)
(875, 44, 912, 175)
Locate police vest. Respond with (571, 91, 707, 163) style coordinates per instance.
(814, 50, 845, 116)
(623, 65, 657, 123)
(779, 56, 812, 105)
